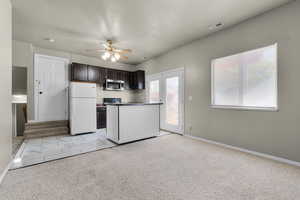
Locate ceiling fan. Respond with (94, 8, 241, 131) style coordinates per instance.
(87, 40, 132, 62)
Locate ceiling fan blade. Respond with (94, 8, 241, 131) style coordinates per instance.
(115, 49, 132, 53)
(86, 49, 106, 52)
(123, 49, 132, 52)
(120, 55, 129, 60)
(102, 43, 109, 48)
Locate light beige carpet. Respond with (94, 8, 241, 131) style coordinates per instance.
(1, 134, 300, 200)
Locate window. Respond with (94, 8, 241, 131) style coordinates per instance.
(149, 80, 160, 102)
(166, 77, 179, 126)
(211, 44, 278, 111)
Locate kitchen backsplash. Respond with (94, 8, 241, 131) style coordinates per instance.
(134, 89, 147, 102)
(96, 84, 138, 104)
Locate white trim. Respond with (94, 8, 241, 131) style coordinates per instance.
(34, 54, 70, 121)
(0, 161, 11, 185)
(27, 120, 39, 123)
(163, 68, 184, 134)
(146, 67, 185, 82)
(185, 135, 300, 167)
(210, 105, 278, 112)
(146, 67, 185, 135)
(145, 73, 161, 102)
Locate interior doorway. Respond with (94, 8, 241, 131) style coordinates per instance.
(12, 66, 28, 157)
(146, 68, 184, 134)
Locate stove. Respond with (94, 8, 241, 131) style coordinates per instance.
(103, 98, 122, 105)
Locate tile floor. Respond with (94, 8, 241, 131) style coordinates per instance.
(12, 136, 24, 157)
(10, 130, 173, 170)
(10, 129, 116, 169)
(159, 130, 173, 136)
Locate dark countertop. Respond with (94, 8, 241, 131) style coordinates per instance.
(96, 104, 106, 108)
(105, 102, 163, 106)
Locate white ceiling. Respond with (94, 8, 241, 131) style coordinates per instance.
(12, 0, 292, 65)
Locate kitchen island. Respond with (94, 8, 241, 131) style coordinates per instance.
(106, 102, 162, 144)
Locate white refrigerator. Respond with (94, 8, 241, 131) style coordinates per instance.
(69, 82, 97, 135)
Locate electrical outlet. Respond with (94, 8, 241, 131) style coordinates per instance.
(188, 96, 193, 101)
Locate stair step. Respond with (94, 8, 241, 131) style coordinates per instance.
(25, 131, 69, 139)
(25, 120, 68, 128)
(25, 124, 68, 130)
(24, 120, 69, 138)
(25, 126, 69, 134)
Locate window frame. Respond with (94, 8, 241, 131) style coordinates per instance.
(211, 43, 278, 112)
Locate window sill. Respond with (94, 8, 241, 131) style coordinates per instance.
(210, 105, 278, 112)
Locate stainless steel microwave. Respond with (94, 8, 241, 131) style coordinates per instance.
(104, 79, 125, 91)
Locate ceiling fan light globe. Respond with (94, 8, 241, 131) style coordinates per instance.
(111, 56, 117, 62)
(104, 51, 110, 57)
(102, 54, 108, 60)
(114, 53, 121, 60)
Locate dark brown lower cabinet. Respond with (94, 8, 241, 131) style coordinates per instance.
(97, 107, 106, 129)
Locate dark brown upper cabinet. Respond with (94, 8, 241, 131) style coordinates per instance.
(106, 69, 118, 80)
(71, 62, 145, 90)
(87, 65, 100, 82)
(123, 71, 131, 90)
(136, 70, 145, 90)
(98, 67, 107, 84)
(71, 63, 88, 81)
(130, 70, 145, 90)
(107, 69, 127, 81)
(116, 70, 122, 80)
(87, 65, 107, 84)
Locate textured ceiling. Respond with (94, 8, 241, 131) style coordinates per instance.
(12, 0, 292, 64)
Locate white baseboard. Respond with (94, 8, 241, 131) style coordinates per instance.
(185, 135, 300, 168)
(0, 161, 11, 185)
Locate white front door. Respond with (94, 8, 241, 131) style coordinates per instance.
(147, 68, 184, 134)
(34, 54, 69, 121)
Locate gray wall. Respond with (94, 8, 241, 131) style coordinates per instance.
(138, 1, 300, 162)
(12, 67, 27, 94)
(0, 0, 12, 178)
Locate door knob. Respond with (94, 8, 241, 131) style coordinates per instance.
(39, 91, 43, 94)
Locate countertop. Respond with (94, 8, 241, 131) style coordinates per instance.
(105, 102, 163, 106)
(96, 104, 106, 108)
(12, 94, 27, 104)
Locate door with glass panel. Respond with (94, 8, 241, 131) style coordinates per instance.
(147, 69, 184, 134)
(148, 75, 161, 102)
